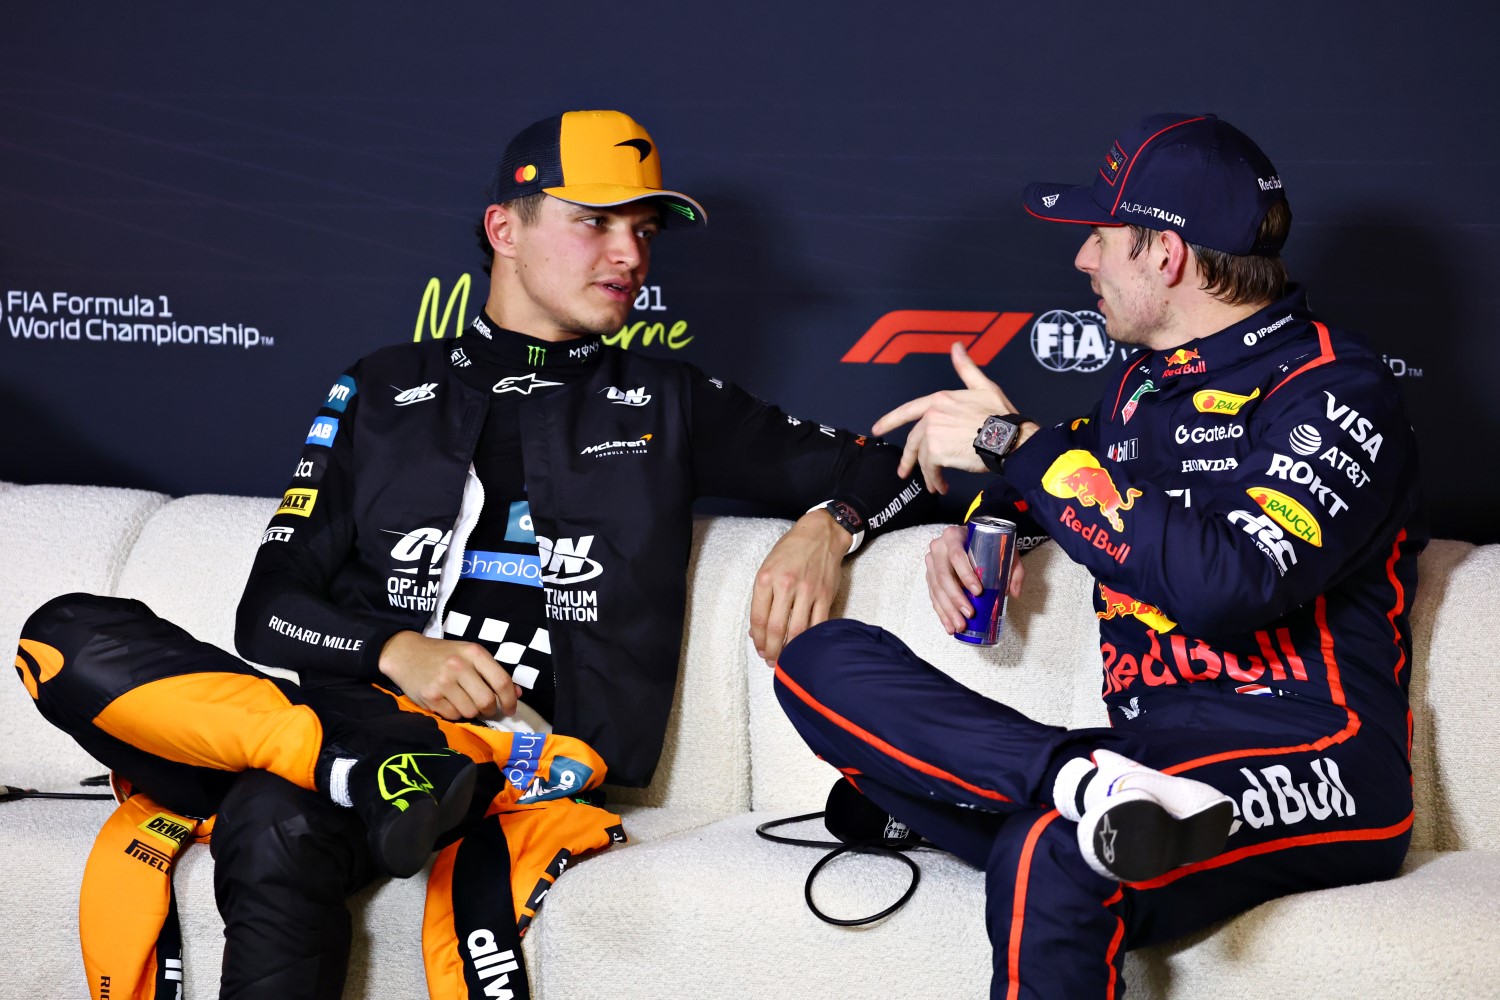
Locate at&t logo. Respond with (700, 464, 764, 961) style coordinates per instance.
(1031, 309, 1114, 373)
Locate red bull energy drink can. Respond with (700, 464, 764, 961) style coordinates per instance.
(956, 516, 1017, 646)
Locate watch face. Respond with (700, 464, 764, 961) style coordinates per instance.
(979, 417, 1016, 453)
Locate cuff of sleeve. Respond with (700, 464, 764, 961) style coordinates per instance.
(360, 622, 406, 683)
(808, 499, 866, 555)
(997, 422, 1072, 491)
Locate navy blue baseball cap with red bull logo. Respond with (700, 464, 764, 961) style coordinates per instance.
(491, 110, 707, 228)
(1022, 113, 1287, 255)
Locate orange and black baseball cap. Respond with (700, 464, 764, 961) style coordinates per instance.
(490, 110, 707, 228)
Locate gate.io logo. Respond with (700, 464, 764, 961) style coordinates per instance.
(1030, 310, 1115, 373)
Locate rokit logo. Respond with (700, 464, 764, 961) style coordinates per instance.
(841, 310, 1031, 365)
(1265, 454, 1349, 516)
(1031, 309, 1115, 373)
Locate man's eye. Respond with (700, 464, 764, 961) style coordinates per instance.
(637, 228, 659, 242)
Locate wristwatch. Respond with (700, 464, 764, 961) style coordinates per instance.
(973, 414, 1028, 473)
(808, 499, 867, 554)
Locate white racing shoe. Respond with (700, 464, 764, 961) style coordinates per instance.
(1054, 749, 1233, 883)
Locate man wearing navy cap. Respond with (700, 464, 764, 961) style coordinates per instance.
(776, 113, 1426, 998)
(19, 110, 934, 999)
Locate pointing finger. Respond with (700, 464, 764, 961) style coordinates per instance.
(950, 343, 997, 393)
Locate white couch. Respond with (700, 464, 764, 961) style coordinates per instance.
(3, 482, 1498, 999)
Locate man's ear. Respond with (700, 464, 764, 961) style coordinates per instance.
(485, 204, 519, 261)
(1157, 229, 1191, 288)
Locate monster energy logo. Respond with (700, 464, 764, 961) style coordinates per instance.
(377, 753, 443, 812)
(527, 345, 547, 366)
(667, 203, 696, 222)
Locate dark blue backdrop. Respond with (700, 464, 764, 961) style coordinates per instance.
(4, 2, 1495, 540)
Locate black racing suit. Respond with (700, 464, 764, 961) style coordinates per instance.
(776, 286, 1427, 999)
(25, 313, 937, 1000)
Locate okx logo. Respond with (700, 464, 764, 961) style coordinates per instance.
(842, 311, 1032, 365)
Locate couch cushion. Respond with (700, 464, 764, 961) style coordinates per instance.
(1, 484, 167, 788)
(1128, 849, 1500, 999)
(1408, 540, 1500, 852)
(534, 812, 1500, 1000)
(0, 795, 716, 1000)
(533, 812, 992, 999)
(115, 493, 282, 672)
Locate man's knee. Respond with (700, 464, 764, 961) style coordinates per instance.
(211, 771, 375, 908)
(211, 773, 375, 1000)
(777, 618, 889, 689)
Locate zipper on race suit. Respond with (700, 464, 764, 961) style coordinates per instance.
(424, 463, 485, 639)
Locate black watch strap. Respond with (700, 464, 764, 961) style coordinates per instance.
(973, 414, 1027, 473)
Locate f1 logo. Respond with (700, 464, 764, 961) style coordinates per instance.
(842, 311, 1032, 365)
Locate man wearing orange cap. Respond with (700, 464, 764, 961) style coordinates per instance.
(19, 110, 934, 999)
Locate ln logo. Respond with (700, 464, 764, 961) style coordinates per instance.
(842, 311, 1033, 365)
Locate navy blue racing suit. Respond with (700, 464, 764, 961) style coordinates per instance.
(776, 286, 1426, 999)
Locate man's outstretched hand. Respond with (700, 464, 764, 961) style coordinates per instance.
(873, 342, 1031, 495)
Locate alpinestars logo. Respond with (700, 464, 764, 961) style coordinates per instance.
(603, 385, 651, 406)
(494, 373, 563, 395)
(393, 383, 437, 406)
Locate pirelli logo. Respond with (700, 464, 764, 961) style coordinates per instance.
(138, 812, 192, 846)
(278, 488, 318, 518)
(123, 838, 173, 872)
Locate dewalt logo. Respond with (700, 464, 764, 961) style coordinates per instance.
(139, 813, 193, 846)
(278, 488, 318, 518)
(413, 274, 472, 342)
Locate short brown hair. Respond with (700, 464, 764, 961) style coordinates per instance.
(474, 193, 548, 274)
(1128, 199, 1292, 307)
